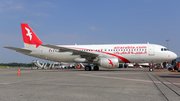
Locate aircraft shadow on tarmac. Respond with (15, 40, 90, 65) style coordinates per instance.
(159, 75, 180, 78)
(59, 69, 147, 72)
(25, 68, 148, 72)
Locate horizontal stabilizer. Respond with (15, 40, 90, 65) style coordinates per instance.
(4, 46, 32, 53)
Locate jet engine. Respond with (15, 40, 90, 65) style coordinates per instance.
(93, 58, 119, 69)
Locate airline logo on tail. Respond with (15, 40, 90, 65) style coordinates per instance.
(21, 23, 43, 48)
(25, 27, 32, 41)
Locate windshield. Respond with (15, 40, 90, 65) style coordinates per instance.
(161, 48, 168, 51)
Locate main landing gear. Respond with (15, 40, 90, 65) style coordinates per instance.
(85, 66, 91, 71)
(85, 65, 99, 71)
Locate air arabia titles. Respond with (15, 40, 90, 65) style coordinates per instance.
(113, 46, 147, 55)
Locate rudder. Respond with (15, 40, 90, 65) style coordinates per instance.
(21, 23, 43, 48)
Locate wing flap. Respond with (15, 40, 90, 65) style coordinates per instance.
(41, 44, 98, 58)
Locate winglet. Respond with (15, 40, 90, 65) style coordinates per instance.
(21, 23, 43, 48)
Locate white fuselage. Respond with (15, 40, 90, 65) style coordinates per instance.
(27, 43, 177, 63)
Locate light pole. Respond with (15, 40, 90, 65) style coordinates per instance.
(166, 39, 170, 50)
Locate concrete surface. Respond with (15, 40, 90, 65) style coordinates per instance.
(0, 68, 179, 101)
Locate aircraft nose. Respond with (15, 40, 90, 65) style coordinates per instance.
(170, 52, 177, 60)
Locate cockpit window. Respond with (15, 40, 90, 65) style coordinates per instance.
(161, 48, 168, 51)
(164, 48, 168, 51)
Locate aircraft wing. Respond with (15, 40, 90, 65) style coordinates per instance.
(4, 46, 32, 53)
(41, 44, 98, 58)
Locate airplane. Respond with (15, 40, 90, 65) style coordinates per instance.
(4, 23, 177, 72)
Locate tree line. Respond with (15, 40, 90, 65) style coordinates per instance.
(0, 63, 32, 67)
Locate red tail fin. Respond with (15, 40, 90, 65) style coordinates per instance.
(21, 23, 43, 48)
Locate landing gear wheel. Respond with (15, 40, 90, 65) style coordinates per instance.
(149, 68, 154, 72)
(85, 66, 91, 71)
(94, 66, 99, 71)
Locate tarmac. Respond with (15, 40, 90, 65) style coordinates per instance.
(0, 68, 180, 101)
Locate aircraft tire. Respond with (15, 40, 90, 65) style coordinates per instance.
(94, 66, 99, 71)
(85, 66, 91, 71)
(149, 68, 153, 72)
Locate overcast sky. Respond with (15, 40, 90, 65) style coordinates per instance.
(0, 0, 179, 63)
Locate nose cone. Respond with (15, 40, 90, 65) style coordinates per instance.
(170, 51, 177, 60)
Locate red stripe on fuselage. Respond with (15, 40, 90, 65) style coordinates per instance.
(63, 46, 130, 63)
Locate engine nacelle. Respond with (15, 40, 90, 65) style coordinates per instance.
(94, 58, 119, 69)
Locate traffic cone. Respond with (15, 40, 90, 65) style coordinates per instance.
(172, 68, 174, 72)
(17, 68, 21, 75)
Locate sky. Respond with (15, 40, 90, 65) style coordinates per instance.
(0, 0, 180, 63)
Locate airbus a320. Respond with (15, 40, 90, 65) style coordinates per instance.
(4, 23, 177, 71)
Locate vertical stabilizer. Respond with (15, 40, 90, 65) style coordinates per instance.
(21, 23, 43, 48)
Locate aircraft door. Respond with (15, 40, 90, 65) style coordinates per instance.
(40, 48, 46, 58)
(148, 45, 155, 56)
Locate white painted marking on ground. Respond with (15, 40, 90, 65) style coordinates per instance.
(77, 74, 180, 85)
